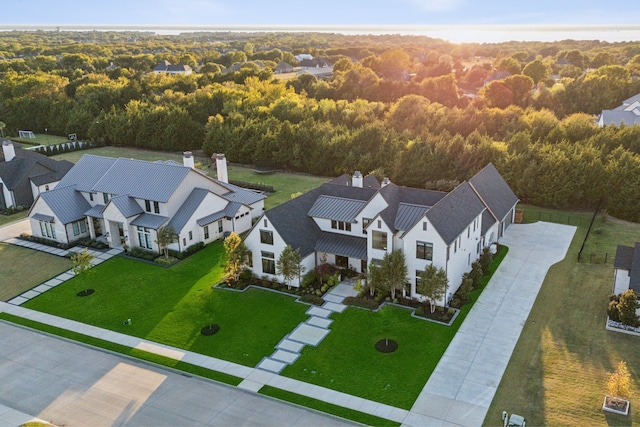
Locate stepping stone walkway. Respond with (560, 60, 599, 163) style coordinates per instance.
(5, 241, 123, 306)
(255, 282, 359, 374)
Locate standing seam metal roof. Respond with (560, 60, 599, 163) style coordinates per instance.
(394, 203, 430, 231)
(130, 213, 169, 229)
(167, 188, 210, 233)
(39, 185, 91, 224)
(110, 195, 144, 218)
(307, 195, 367, 222)
(315, 232, 368, 260)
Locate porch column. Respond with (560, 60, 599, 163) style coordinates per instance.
(87, 217, 96, 239)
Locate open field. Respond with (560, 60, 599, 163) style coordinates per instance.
(52, 146, 329, 209)
(0, 243, 72, 301)
(485, 205, 640, 426)
(12, 133, 69, 146)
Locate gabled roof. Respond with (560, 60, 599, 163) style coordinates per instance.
(308, 195, 367, 222)
(614, 244, 634, 270)
(481, 209, 496, 236)
(315, 232, 367, 260)
(39, 185, 91, 224)
(220, 181, 266, 205)
(168, 188, 209, 233)
(378, 184, 447, 233)
(110, 195, 144, 218)
(616, 242, 640, 292)
(469, 163, 519, 222)
(426, 182, 486, 245)
(84, 204, 105, 219)
(599, 110, 640, 126)
(265, 182, 376, 258)
(196, 201, 242, 227)
(0, 143, 73, 190)
(394, 203, 430, 231)
(57, 155, 118, 192)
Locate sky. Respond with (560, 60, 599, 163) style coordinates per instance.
(2, 1, 640, 43)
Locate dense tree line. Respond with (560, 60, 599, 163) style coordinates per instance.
(1, 31, 640, 221)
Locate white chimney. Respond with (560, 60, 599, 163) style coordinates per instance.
(216, 154, 228, 183)
(381, 177, 391, 188)
(183, 151, 195, 168)
(2, 141, 15, 162)
(352, 171, 363, 188)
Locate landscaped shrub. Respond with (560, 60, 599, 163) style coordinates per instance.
(154, 256, 179, 266)
(129, 247, 158, 261)
(479, 247, 494, 272)
(184, 242, 205, 257)
(608, 290, 639, 327)
(18, 233, 71, 249)
(74, 237, 108, 250)
(469, 261, 483, 288)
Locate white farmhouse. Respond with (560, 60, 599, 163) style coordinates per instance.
(243, 163, 518, 306)
(28, 152, 264, 252)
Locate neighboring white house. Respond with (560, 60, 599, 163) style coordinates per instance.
(243, 163, 519, 306)
(28, 152, 264, 253)
(598, 93, 640, 127)
(0, 140, 73, 210)
(613, 243, 640, 295)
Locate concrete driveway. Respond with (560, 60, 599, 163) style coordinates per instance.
(0, 322, 355, 427)
(405, 222, 576, 427)
(0, 218, 30, 242)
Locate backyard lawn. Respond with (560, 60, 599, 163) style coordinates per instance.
(485, 205, 640, 426)
(0, 243, 72, 301)
(22, 241, 309, 367)
(0, 211, 28, 227)
(52, 146, 329, 209)
(12, 133, 70, 146)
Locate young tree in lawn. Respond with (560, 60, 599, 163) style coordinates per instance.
(367, 263, 383, 297)
(417, 264, 449, 313)
(223, 232, 250, 284)
(155, 225, 177, 259)
(380, 250, 408, 300)
(607, 360, 633, 399)
(72, 248, 95, 294)
(276, 244, 305, 289)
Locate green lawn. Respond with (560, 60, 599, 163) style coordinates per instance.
(52, 146, 329, 209)
(22, 242, 309, 367)
(12, 133, 70, 146)
(281, 249, 507, 410)
(0, 243, 72, 301)
(485, 206, 640, 426)
(0, 210, 28, 227)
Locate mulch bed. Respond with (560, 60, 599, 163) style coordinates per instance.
(375, 339, 398, 353)
(201, 324, 220, 336)
(77, 289, 95, 297)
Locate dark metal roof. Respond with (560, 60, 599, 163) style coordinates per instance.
(131, 213, 168, 229)
(394, 203, 430, 231)
(426, 182, 486, 245)
(84, 204, 105, 219)
(378, 184, 447, 233)
(196, 202, 242, 227)
(32, 213, 54, 222)
(38, 185, 91, 224)
(168, 188, 209, 233)
(315, 232, 367, 260)
(308, 195, 366, 222)
(614, 245, 635, 270)
(469, 163, 519, 222)
(221, 181, 266, 205)
(110, 195, 144, 218)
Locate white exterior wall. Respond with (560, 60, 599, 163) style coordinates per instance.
(445, 213, 485, 301)
(403, 217, 448, 303)
(614, 268, 631, 294)
(245, 215, 288, 282)
(165, 171, 228, 217)
(102, 202, 133, 248)
(248, 199, 265, 220)
(64, 220, 91, 243)
(1, 179, 13, 208)
(31, 180, 60, 202)
(29, 197, 67, 243)
(367, 216, 393, 263)
(359, 194, 389, 236)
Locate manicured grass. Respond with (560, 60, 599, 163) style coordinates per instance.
(0, 243, 72, 301)
(0, 210, 28, 227)
(485, 207, 640, 426)
(0, 313, 241, 386)
(259, 386, 401, 427)
(22, 241, 309, 367)
(12, 133, 70, 146)
(52, 146, 329, 209)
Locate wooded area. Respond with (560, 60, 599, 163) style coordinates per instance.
(2, 30, 640, 220)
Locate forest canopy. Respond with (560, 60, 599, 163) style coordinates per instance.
(2, 30, 640, 221)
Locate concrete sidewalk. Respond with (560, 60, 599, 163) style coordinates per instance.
(405, 222, 576, 427)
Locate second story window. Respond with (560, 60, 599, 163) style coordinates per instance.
(260, 230, 274, 245)
(154, 201, 160, 214)
(331, 220, 352, 231)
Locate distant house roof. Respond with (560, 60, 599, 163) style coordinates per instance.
(38, 185, 91, 224)
(599, 109, 640, 126)
(299, 58, 333, 68)
(153, 60, 192, 74)
(469, 163, 519, 222)
(275, 61, 294, 73)
(614, 243, 640, 293)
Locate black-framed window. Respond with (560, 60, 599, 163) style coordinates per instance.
(204, 225, 209, 239)
(260, 230, 274, 245)
(336, 255, 348, 268)
(372, 231, 387, 250)
(261, 251, 275, 274)
(416, 241, 433, 261)
(145, 199, 151, 212)
(154, 201, 160, 214)
(331, 220, 352, 231)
